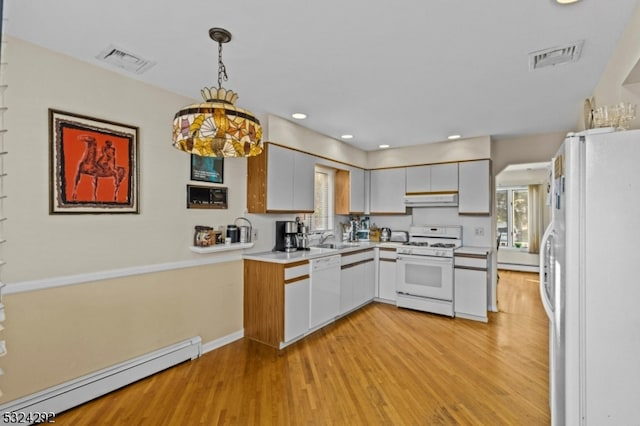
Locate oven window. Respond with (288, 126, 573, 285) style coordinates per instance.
(405, 263, 444, 288)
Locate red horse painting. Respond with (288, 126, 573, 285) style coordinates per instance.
(71, 135, 127, 201)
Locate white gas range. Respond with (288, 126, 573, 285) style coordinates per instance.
(396, 225, 462, 317)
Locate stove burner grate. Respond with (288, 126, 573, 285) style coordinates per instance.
(430, 243, 456, 248)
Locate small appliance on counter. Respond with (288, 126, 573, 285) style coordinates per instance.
(234, 217, 252, 243)
(390, 230, 409, 243)
(296, 220, 311, 250)
(274, 220, 298, 252)
(226, 224, 239, 243)
(380, 228, 391, 242)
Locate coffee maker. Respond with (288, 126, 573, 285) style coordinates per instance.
(274, 221, 298, 252)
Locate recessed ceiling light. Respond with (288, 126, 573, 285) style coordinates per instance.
(556, 0, 581, 4)
(447, 134, 461, 140)
(341, 134, 354, 139)
(379, 144, 390, 149)
(291, 113, 307, 120)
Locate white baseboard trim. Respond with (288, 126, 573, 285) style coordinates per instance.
(0, 337, 202, 423)
(498, 262, 539, 273)
(201, 329, 244, 354)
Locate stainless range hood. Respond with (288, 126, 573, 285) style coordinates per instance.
(402, 193, 458, 207)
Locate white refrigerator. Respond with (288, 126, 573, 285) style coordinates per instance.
(540, 128, 640, 425)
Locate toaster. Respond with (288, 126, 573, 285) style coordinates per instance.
(390, 230, 409, 243)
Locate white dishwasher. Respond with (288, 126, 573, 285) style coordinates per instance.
(309, 255, 341, 330)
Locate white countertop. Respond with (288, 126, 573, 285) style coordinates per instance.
(455, 246, 492, 256)
(243, 241, 404, 264)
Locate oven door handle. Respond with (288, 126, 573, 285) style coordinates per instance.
(396, 254, 453, 265)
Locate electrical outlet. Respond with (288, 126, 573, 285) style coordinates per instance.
(252, 229, 258, 241)
(475, 227, 485, 236)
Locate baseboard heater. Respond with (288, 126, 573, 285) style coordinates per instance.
(0, 336, 201, 421)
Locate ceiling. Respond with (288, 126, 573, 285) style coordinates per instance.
(5, 0, 639, 151)
(496, 162, 550, 187)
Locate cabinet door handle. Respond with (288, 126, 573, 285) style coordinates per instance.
(454, 265, 486, 272)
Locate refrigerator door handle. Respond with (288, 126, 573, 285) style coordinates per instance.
(539, 224, 554, 320)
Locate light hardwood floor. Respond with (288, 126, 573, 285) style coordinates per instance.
(56, 270, 549, 425)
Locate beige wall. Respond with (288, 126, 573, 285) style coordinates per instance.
(5, 38, 250, 283)
(367, 136, 491, 169)
(265, 114, 367, 168)
(491, 131, 565, 176)
(1, 38, 248, 403)
(2, 261, 243, 402)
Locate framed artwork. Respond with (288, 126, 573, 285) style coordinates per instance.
(190, 154, 224, 184)
(49, 109, 139, 214)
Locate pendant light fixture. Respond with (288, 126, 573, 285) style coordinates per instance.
(172, 28, 263, 157)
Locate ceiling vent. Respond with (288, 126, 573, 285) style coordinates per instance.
(529, 40, 584, 70)
(96, 45, 156, 74)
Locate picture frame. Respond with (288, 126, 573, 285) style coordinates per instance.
(49, 109, 139, 214)
(190, 154, 224, 184)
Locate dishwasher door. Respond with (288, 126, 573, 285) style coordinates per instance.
(309, 255, 341, 330)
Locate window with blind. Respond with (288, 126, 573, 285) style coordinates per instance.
(314, 166, 334, 231)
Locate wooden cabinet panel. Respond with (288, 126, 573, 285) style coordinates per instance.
(335, 167, 366, 215)
(244, 259, 310, 348)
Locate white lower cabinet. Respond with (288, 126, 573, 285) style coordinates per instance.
(377, 248, 397, 302)
(361, 260, 376, 303)
(340, 264, 358, 315)
(454, 251, 490, 322)
(340, 250, 376, 315)
(284, 278, 310, 342)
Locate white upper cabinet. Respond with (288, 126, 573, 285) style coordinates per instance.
(264, 144, 315, 212)
(458, 160, 491, 215)
(405, 165, 431, 194)
(266, 144, 294, 210)
(369, 168, 406, 213)
(431, 163, 459, 192)
(292, 150, 316, 211)
(406, 163, 458, 194)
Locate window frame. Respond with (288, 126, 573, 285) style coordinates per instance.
(313, 165, 335, 232)
(496, 186, 529, 250)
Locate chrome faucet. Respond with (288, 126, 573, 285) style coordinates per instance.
(319, 232, 334, 245)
